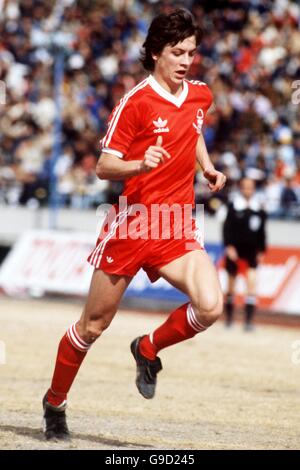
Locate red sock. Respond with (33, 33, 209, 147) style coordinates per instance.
(139, 303, 206, 360)
(46, 322, 91, 407)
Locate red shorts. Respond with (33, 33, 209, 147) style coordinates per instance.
(88, 204, 204, 282)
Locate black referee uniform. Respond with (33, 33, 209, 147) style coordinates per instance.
(223, 193, 267, 328)
(223, 195, 267, 274)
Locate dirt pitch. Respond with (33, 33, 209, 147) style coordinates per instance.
(0, 296, 299, 450)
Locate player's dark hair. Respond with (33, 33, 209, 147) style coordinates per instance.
(140, 9, 202, 72)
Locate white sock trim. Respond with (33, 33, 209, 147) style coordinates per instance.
(246, 296, 257, 305)
(67, 322, 91, 352)
(187, 304, 207, 332)
(54, 399, 67, 410)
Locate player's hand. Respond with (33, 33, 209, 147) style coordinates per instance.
(140, 136, 171, 172)
(203, 168, 226, 192)
(226, 245, 238, 261)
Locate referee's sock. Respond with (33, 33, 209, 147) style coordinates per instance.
(139, 303, 207, 361)
(46, 322, 92, 407)
(245, 295, 256, 326)
(225, 294, 234, 325)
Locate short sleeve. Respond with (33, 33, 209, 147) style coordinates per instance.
(100, 99, 139, 158)
(201, 83, 213, 115)
(191, 81, 214, 134)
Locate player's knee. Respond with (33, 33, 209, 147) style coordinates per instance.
(80, 317, 112, 343)
(194, 295, 223, 326)
(84, 323, 108, 342)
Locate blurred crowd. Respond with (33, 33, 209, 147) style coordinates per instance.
(0, 0, 300, 219)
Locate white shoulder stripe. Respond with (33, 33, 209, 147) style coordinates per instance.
(102, 78, 149, 148)
(188, 80, 207, 86)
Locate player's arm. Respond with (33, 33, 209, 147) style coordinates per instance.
(196, 133, 226, 192)
(96, 153, 143, 180)
(96, 136, 170, 181)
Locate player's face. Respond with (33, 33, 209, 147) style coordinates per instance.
(152, 36, 197, 92)
(240, 179, 256, 200)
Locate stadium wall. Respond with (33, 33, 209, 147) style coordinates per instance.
(1, 205, 300, 316)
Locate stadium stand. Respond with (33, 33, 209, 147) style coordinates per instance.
(0, 0, 300, 218)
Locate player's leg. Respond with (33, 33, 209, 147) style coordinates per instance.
(43, 269, 131, 439)
(47, 269, 131, 404)
(224, 256, 238, 327)
(77, 270, 132, 342)
(159, 249, 223, 323)
(244, 267, 257, 330)
(143, 250, 223, 352)
(131, 250, 223, 399)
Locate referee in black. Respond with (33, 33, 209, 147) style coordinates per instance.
(222, 177, 267, 330)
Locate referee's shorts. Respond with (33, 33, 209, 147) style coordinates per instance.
(225, 245, 258, 276)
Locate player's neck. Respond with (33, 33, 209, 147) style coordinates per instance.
(151, 73, 183, 97)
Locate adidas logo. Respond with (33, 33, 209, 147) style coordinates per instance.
(106, 256, 114, 264)
(153, 117, 169, 133)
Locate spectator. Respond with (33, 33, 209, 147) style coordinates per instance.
(0, 0, 299, 217)
(280, 174, 300, 219)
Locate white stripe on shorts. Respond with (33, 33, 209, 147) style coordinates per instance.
(89, 206, 130, 268)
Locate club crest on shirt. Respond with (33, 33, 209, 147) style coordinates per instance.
(193, 108, 204, 134)
(153, 117, 169, 133)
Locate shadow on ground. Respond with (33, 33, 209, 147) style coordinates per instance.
(0, 425, 152, 448)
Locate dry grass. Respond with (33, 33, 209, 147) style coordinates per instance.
(0, 296, 299, 450)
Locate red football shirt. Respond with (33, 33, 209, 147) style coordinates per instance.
(101, 75, 213, 206)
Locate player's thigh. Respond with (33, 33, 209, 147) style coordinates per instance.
(81, 268, 132, 324)
(158, 250, 223, 312)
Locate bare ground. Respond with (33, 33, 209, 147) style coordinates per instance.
(0, 296, 299, 450)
